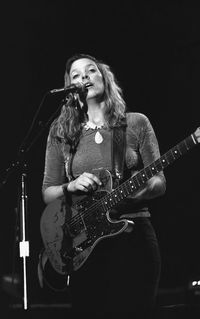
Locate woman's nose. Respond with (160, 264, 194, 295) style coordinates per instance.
(82, 73, 90, 81)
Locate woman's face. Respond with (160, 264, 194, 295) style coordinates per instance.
(69, 58, 104, 101)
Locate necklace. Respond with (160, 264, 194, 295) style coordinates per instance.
(84, 121, 105, 144)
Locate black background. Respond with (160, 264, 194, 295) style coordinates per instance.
(1, 0, 200, 307)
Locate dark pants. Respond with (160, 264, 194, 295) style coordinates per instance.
(70, 217, 161, 317)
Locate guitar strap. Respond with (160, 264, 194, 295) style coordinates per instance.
(111, 118, 127, 182)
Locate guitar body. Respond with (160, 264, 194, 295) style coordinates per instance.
(40, 169, 129, 276)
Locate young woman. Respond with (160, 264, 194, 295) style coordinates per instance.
(40, 53, 166, 317)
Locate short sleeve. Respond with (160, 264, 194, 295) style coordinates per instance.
(42, 135, 66, 193)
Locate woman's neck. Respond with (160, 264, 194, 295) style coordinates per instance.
(87, 101, 106, 126)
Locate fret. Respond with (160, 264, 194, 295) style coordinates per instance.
(121, 183, 130, 197)
(177, 140, 187, 153)
(105, 197, 112, 209)
(170, 147, 181, 160)
(165, 149, 178, 164)
(149, 163, 159, 174)
(124, 179, 133, 194)
(185, 135, 196, 148)
(181, 136, 195, 152)
(140, 170, 149, 183)
(183, 139, 190, 151)
(103, 196, 111, 209)
(154, 158, 164, 171)
(132, 175, 141, 189)
(117, 187, 124, 199)
(114, 189, 123, 201)
(128, 179, 137, 192)
(166, 149, 177, 162)
(160, 154, 170, 167)
(144, 166, 154, 179)
(110, 193, 116, 204)
(109, 192, 118, 205)
(109, 195, 115, 204)
(101, 200, 108, 213)
(112, 191, 121, 203)
(176, 143, 183, 155)
(135, 173, 145, 186)
(104, 188, 125, 210)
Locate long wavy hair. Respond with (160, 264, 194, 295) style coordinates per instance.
(49, 54, 127, 147)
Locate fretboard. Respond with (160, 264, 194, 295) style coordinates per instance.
(100, 133, 197, 211)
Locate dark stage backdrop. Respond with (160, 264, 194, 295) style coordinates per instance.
(1, 0, 200, 308)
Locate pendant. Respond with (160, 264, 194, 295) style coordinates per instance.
(95, 131, 103, 144)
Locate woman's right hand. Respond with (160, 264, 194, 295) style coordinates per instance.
(68, 172, 102, 193)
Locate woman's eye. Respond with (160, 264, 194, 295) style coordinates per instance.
(72, 74, 79, 79)
(88, 68, 96, 73)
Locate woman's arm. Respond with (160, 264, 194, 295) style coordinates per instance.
(42, 136, 67, 204)
(129, 113, 166, 202)
(132, 173, 166, 203)
(43, 172, 102, 204)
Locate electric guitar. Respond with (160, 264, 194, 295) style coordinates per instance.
(40, 127, 200, 280)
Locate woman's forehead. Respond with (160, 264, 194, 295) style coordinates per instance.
(70, 58, 97, 72)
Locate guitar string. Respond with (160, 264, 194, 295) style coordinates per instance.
(65, 154, 167, 228)
(65, 169, 151, 229)
(65, 136, 194, 229)
(66, 157, 166, 228)
(65, 184, 126, 226)
(65, 162, 164, 229)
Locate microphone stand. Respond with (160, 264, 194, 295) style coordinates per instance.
(19, 159, 29, 310)
(1, 91, 75, 310)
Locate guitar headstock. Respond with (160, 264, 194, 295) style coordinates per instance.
(193, 127, 200, 143)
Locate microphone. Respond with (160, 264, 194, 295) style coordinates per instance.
(50, 83, 87, 94)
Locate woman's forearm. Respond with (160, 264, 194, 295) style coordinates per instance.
(132, 174, 166, 202)
(43, 185, 66, 204)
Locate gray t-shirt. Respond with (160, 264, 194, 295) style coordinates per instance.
(42, 112, 165, 218)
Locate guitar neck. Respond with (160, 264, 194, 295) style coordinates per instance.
(101, 133, 198, 211)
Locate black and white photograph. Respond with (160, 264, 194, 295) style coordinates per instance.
(1, 1, 200, 318)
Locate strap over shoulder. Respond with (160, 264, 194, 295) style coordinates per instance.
(111, 118, 127, 181)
